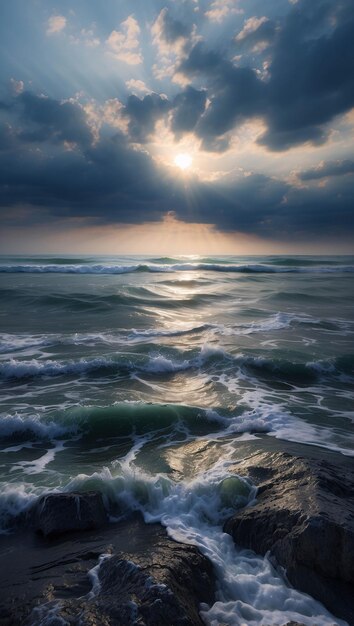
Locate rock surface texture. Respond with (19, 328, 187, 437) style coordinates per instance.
(27, 540, 214, 626)
(224, 450, 354, 626)
(0, 512, 214, 626)
(31, 491, 108, 536)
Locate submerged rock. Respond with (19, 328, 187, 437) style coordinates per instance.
(31, 491, 108, 536)
(224, 450, 354, 625)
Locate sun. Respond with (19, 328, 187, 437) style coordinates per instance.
(174, 153, 193, 170)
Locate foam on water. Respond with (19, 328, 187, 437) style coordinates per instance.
(214, 378, 354, 457)
(1, 254, 353, 623)
(1, 344, 352, 382)
(0, 413, 76, 440)
(0, 484, 38, 532)
(9, 440, 66, 475)
(1, 311, 351, 356)
(87, 552, 113, 598)
(65, 443, 347, 626)
(1, 390, 353, 458)
(1, 262, 354, 274)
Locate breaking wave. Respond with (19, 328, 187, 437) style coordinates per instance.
(1, 262, 354, 274)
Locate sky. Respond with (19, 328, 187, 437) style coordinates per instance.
(0, 0, 353, 254)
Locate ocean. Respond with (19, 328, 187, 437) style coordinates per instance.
(0, 254, 353, 625)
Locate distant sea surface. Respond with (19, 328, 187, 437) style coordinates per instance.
(0, 254, 353, 625)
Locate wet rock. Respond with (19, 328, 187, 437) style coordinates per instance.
(224, 451, 354, 625)
(1, 513, 214, 626)
(41, 543, 214, 626)
(31, 491, 108, 536)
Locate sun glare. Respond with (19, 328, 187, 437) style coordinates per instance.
(174, 153, 193, 170)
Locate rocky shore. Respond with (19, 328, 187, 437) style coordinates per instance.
(0, 510, 214, 626)
(225, 445, 354, 625)
(0, 439, 353, 625)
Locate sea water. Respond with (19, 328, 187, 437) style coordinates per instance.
(0, 254, 353, 625)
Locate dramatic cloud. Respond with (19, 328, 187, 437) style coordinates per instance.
(151, 8, 196, 79)
(299, 159, 354, 181)
(17, 92, 93, 147)
(154, 7, 191, 45)
(0, 0, 353, 249)
(180, 43, 265, 150)
(171, 86, 207, 137)
(0, 89, 353, 243)
(123, 93, 171, 143)
(177, 0, 354, 152)
(106, 16, 142, 65)
(258, 0, 354, 150)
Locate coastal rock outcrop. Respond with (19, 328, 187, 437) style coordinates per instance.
(0, 512, 214, 626)
(31, 491, 108, 536)
(28, 540, 214, 626)
(224, 450, 354, 625)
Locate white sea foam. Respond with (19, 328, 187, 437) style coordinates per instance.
(87, 553, 113, 598)
(0, 484, 38, 532)
(1, 262, 353, 274)
(0, 409, 350, 622)
(0, 414, 75, 439)
(214, 376, 354, 456)
(0, 333, 53, 354)
(9, 440, 66, 475)
(0, 312, 347, 358)
(2, 343, 346, 383)
(65, 447, 347, 626)
(0, 356, 116, 379)
(0, 344, 230, 380)
(129, 323, 214, 339)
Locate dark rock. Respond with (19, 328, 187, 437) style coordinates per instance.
(224, 451, 354, 625)
(0, 513, 214, 626)
(31, 491, 108, 536)
(46, 543, 213, 626)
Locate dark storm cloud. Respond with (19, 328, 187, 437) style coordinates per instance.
(259, 0, 354, 150)
(171, 86, 207, 137)
(157, 7, 192, 44)
(178, 0, 354, 152)
(180, 43, 264, 150)
(279, 174, 354, 237)
(123, 87, 207, 144)
(299, 159, 354, 181)
(0, 125, 167, 223)
(18, 92, 93, 147)
(123, 93, 171, 143)
(0, 89, 353, 240)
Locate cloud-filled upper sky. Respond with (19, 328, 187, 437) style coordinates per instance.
(0, 0, 353, 253)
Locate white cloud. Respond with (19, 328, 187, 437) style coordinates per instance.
(125, 79, 151, 94)
(205, 0, 243, 23)
(106, 16, 142, 65)
(46, 14, 67, 36)
(151, 8, 198, 81)
(235, 16, 269, 41)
